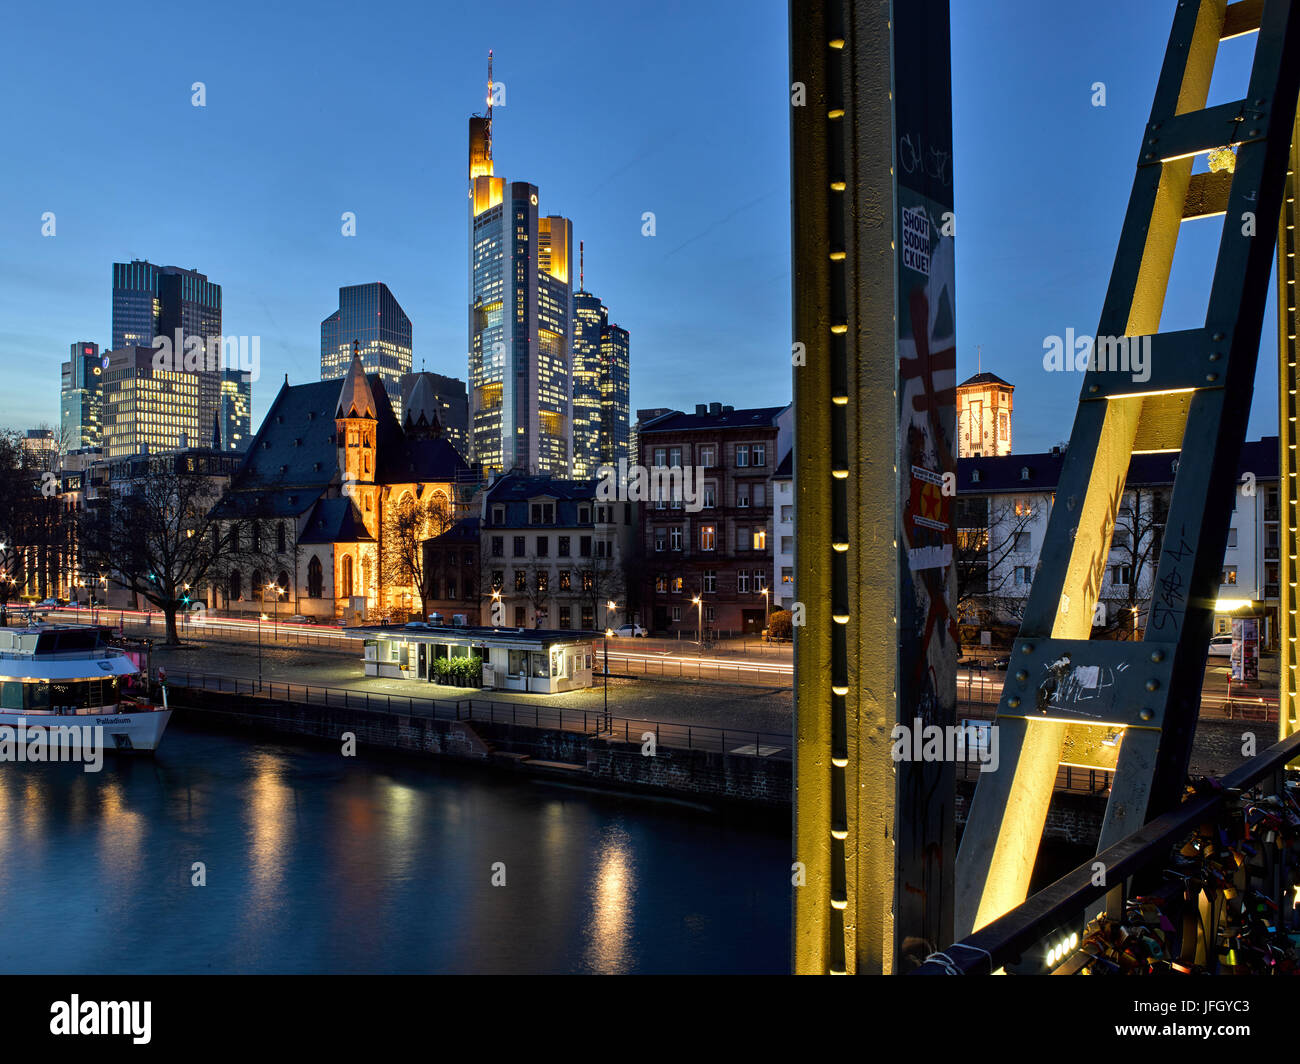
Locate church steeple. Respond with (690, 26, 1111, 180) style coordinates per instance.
(336, 344, 380, 538)
(336, 342, 377, 420)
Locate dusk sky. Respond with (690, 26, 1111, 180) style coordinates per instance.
(0, 0, 1280, 452)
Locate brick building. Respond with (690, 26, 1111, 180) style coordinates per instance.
(638, 402, 790, 636)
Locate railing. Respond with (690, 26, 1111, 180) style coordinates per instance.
(599, 655, 792, 685)
(167, 670, 792, 760)
(913, 729, 1300, 975)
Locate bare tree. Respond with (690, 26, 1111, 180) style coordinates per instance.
(955, 495, 1039, 628)
(1094, 487, 1168, 639)
(380, 492, 455, 620)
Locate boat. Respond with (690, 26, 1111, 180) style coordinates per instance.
(0, 624, 171, 753)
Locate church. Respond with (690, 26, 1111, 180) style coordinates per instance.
(210, 353, 479, 622)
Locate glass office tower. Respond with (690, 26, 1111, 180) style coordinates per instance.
(320, 282, 413, 418)
(60, 341, 105, 450)
(599, 322, 630, 469)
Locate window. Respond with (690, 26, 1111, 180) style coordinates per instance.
(736, 445, 750, 467)
(781, 566, 793, 585)
(559, 606, 571, 628)
(578, 505, 590, 523)
(582, 571, 594, 592)
(536, 536, 549, 557)
(754, 570, 768, 591)
(655, 574, 668, 593)
(753, 529, 767, 550)
(705, 606, 716, 624)
(737, 483, 751, 508)
(581, 606, 595, 629)
(559, 570, 571, 591)
(579, 536, 592, 557)
(671, 576, 683, 594)
(515, 570, 527, 591)
(1110, 565, 1132, 586)
(491, 570, 504, 591)
(276, 523, 287, 553)
(998, 412, 1008, 440)
(971, 469, 981, 483)
(491, 536, 504, 557)
(752, 443, 766, 467)
(653, 447, 667, 468)
(738, 527, 749, 550)
(513, 536, 525, 557)
(704, 483, 717, 509)
(595, 538, 611, 559)
(1013, 498, 1033, 517)
(738, 570, 750, 593)
(530, 502, 554, 524)
(492, 504, 505, 525)
(670, 527, 683, 551)
(700, 444, 715, 467)
(536, 572, 548, 593)
(701, 525, 716, 551)
(654, 528, 666, 552)
(514, 606, 526, 627)
(1014, 566, 1032, 586)
(1226, 527, 1238, 548)
(704, 570, 716, 593)
(1222, 566, 1238, 586)
(669, 446, 682, 468)
(1019, 467, 1030, 481)
(672, 606, 682, 622)
(446, 577, 457, 598)
(1013, 531, 1032, 552)
(780, 535, 793, 553)
(558, 535, 570, 557)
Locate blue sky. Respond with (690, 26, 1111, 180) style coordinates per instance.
(0, 0, 1280, 452)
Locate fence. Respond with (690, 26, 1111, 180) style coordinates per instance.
(168, 670, 792, 760)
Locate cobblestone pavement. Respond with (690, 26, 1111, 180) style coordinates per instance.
(152, 639, 795, 734)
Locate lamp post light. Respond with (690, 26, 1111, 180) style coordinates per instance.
(692, 594, 703, 648)
(761, 585, 771, 639)
(602, 626, 612, 732)
(266, 583, 283, 638)
(491, 588, 502, 627)
(258, 612, 267, 690)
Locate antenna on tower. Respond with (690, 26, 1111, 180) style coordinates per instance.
(486, 50, 494, 163)
(580, 240, 584, 290)
(977, 343, 982, 375)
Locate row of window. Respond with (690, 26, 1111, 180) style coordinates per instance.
(654, 570, 769, 594)
(492, 570, 598, 593)
(652, 526, 768, 552)
(649, 442, 768, 469)
(490, 534, 611, 559)
(488, 502, 623, 526)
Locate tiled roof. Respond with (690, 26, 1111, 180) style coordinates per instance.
(959, 372, 1013, 388)
(640, 405, 786, 433)
(299, 497, 375, 544)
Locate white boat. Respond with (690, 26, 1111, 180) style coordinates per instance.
(0, 624, 171, 753)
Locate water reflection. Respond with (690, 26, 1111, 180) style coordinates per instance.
(584, 823, 636, 973)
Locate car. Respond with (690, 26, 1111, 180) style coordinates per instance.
(990, 656, 1011, 670)
(36, 598, 60, 609)
(611, 623, 647, 638)
(287, 615, 316, 625)
(1208, 634, 1234, 657)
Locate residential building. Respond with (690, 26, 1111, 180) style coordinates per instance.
(629, 408, 673, 475)
(773, 448, 795, 610)
(639, 403, 789, 635)
(957, 372, 1014, 457)
(400, 371, 469, 459)
(467, 83, 574, 477)
(60, 342, 105, 450)
(320, 283, 413, 417)
(479, 472, 637, 631)
(421, 517, 482, 624)
(956, 437, 1281, 646)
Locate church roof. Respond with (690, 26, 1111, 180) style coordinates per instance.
(403, 373, 442, 434)
(299, 497, 375, 544)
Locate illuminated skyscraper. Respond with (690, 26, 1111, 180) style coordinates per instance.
(103, 346, 201, 458)
(61, 341, 106, 450)
(599, 321, 630, 468)
(467, 62, 573, 477)
(320, 283, 413, 418)
(218, 368, 253, 452)
(571, 257, 631, 477)
(111, 261, 223, 438)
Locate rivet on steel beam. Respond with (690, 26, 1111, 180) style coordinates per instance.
(1212, 332, 1225, 341)
(828, 38, 845, 49)
(1248, 129, 1260, 136)
(1015, 670, 1028, 682)
(1146, 679, 1159, 692)
(1140, 708, 1154, 722)
(831, 324, 847, 334)
(1089, 383, 1099, 393)
(1208, 352, 1220, 361)
(1207, 373, 1218, 383)
(1021, 644, 1034, 654)
(1007, 697, 1021, 709)
(830, 181, 846, 191)
(1150, 649, 1164, 663)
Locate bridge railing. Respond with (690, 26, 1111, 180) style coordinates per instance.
(912, 729, 1300, 975)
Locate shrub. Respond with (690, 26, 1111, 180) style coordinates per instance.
(768, 609, 793, 641)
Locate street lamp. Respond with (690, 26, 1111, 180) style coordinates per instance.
(258, 612, 267, 690)
(692, 594, 703, 647)
(491, 587, 502, 627)
(266, 582, 283, 638)
(761, 585, 771, 639)
(602, 626, 613, 733)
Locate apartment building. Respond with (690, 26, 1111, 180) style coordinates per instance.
(638, 403, 790, 636)
(956, 437, 1281, 646)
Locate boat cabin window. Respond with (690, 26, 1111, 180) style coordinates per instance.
(1, 678, 123, 712)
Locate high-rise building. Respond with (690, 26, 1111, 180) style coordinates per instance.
(111, 261, 223, 436)
(599, 321, 630, 469)
(320, 283, 413, 418)
(61, 341, 106, 450)
(218, 368, 253, 452)
(956, 372, 1013, 457)
(102, 346, 200, 459)
(400, 371, 469, 458)
(467, 65, 573, 478)
(571, 288, 606, 478)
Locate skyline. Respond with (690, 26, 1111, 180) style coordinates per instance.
(0, 0, 1285, 452)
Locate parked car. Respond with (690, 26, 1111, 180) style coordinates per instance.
(36, 598, 60, 609)
(287, 615, 316, 625)
(990, 655, 1011, 670)
(611, 623, 647, 638)
(1208, 634, 1233, 657)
